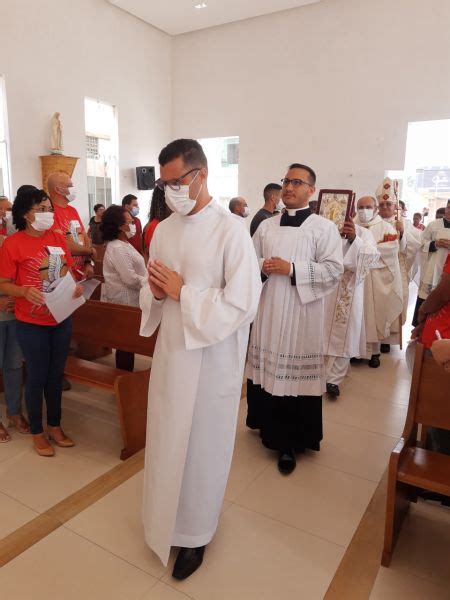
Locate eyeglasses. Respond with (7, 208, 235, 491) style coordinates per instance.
(155, 168, 201, 191)
(32, 207, 54, 213)
(281, 178, 313, 189)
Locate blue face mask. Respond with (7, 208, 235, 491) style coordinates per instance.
(131, 207, 140, 217)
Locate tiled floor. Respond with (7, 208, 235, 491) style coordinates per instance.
(1, 345, 449, 599)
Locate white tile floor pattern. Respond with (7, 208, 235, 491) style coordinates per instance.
(0, 347, 449, 599)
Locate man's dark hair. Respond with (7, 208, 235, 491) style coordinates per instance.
(149, 186, 171, 222)
(263, 183, 282, 201)
(436, 207, 445, 218)
(288, 163, 316, 185)
(159, 139, 208, 169)
(12, 188, 49, 230)
(122, 194, 138, 207)
(100, 205, 127, 241)
(399, 200, 406, 210)
(93, 203, 105, 213)
(413, 212, 422, 219)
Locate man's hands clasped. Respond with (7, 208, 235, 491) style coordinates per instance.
(148, 260, 184, 301)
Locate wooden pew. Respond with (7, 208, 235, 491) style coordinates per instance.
(66, 300, 158, 460)
(382, 343, 450, 566)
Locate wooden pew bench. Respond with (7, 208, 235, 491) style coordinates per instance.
(66, 300, 157, 460)
(382, 343, 450, 566)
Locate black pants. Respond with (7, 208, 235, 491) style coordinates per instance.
(115, 350, 134, 372)
(15, 318, 72, 435)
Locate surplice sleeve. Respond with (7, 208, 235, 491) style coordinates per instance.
(292, 222, 344, 305)
(180, 223, 262, 350)
(139, 228, 165, 337)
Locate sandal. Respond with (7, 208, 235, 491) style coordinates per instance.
(0, 423, 12, 443)
(8, 414, 30, 434)
(47, 426, 75, 448)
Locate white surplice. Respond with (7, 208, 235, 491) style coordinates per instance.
(324, 224, 380, 359)
(382, 216, 422, 323)
(419, 218, 450, 299)
(139, 199, 261, 566)
(354, 215, 403, 346)
(246, 211, 344, 397)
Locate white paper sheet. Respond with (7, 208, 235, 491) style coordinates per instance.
(44, 272, 85, 323)
(80, 278, 101, 300)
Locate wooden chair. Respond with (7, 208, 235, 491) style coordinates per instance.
(66, 300, 158, 460)
(382, 342, 450, 566)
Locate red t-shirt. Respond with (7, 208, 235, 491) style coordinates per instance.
(143, 219, 160, 252)
(421, 254, 450, 348)
(0, 230, 73, 326)
(52, 203, 86, 279)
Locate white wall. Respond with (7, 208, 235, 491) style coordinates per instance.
(172, 0, 450, 213)
(0, 0, 171, 223)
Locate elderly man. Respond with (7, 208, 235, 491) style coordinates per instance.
(0, 195, 13, 241)
(228, 196, 250, 219)
(323, 217, 380, 397)
(47, 172, 95, 281)
(354, 195, 403, 367)
(376, 178, 422, 352)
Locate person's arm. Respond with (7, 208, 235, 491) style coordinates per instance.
(109, 245, 147, 290)
(418, 272, 450, 320)
(430, 339, 450, 372)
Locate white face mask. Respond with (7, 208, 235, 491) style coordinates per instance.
(5, 211, 15, 234)
(66, 190, 76, 203)
(357, 208, 374, 223)
(276, 200, 285, 211)
(31, 212, 54, 231)
(164, 171, 202, 216)
(242, 207, 250, 218)
(125, 223, 137, 238)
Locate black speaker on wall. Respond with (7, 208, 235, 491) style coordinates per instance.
(136, 166, 155, 190)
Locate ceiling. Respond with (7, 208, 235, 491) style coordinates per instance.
(108, 0, 321, 36)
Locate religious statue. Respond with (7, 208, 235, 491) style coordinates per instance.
(50, 112, 63, 154)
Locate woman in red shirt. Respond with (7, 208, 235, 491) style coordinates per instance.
(143, 187, 171, 262)
(0, 188, 83, 457)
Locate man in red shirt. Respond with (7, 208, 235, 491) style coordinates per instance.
(47, 172, 95, 281)
(122, 194, 143, 253)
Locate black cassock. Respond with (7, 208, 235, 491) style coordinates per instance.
(246, 208, 323, 453)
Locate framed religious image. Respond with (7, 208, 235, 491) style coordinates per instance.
(317, 189, 354, 233)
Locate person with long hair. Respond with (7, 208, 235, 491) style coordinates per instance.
(143, 187, 171, 262)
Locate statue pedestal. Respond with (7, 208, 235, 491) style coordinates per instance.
(40, 155, 79, 192)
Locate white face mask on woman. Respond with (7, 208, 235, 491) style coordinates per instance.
(125, 223, 137, 238)
(31, 212, 54, 231)
(357, 208, 374, 223)
(164, 171, 202, 216)
(242, 207, 250, 218)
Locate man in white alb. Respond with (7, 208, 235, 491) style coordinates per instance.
(139, 139, 261, 580)
(354, 195, 403, 368)
(323, 216, 380, 397)
(246, 163, 343, 475)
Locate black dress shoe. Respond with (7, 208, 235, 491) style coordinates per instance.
(368, 354, 381, 368)
(326, 383, 340, 398)
(278, 450, 296, 475)
(380, 344, 391, 354)
(62, 378, 72, 391)
(172, 546, 205, 580)
(350, 357, 363, 364)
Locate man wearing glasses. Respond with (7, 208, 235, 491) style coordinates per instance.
(246, 163, 343, 475)
(139, 139, 261, 580)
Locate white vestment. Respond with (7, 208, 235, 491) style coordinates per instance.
(355, 215, 403, 346)
(383, 216, 422, 323)
(324, 225, 380, 359)
(140, 199, 261, 566)
(418, 218, 450, 299)
(246, 212, 344, 397)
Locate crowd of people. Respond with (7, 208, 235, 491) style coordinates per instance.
(0, 137, 449, 580)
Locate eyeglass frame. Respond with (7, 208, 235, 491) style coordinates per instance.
(281, 177, 313, 189)
(155, 168, 202, 191)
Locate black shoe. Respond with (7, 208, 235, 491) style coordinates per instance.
(368, 354, 381, 368)
(380, 344, 391, 354)
(62, 378, 72, 391)
(350, 357, 363, 364)
(326, 383, 340, 398)
(278, 450, 296, 475)
(172, 546, 205, 580)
